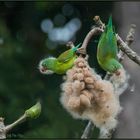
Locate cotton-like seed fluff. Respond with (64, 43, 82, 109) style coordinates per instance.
(60, 57, 122, 135)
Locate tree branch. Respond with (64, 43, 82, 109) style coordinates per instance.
(0, 101, 41, 139)
(116, 34, 140, 65)
(81, 121, 94, 139)
(5, 114, 26, 133)
(81, 15, 136, 139)
(118, 24, 136, 61)
(0, 118, 6, 139)
(78, 27, 103, 55)
(0, 114, 27, 139)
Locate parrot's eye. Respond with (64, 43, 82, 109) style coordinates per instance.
(42, 63, 47, 68)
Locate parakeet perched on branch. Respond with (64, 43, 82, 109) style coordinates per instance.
(97, 16, 122, 75)
(39, 43, 81, 74)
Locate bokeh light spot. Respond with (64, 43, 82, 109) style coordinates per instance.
(41, 19, 53, 33)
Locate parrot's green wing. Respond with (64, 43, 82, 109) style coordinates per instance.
(97, 16, 118, 61)
(57, 43, 81, 63)
(57, 49, 74, 63)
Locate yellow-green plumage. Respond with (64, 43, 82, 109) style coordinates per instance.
(51, 56, 77, 74)
(39, 43, 81, 74)
(25, 102, 41, 119)
(97, 16, 122, 73)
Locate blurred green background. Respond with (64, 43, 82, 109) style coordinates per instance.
(0, 1, 113, 138)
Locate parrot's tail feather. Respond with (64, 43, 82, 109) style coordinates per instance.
(108, 15, 112, 28)
(72, 43, 82, 52)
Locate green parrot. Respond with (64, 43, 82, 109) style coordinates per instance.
(39, 43, 81, 74)
(97, 16, 122, 75)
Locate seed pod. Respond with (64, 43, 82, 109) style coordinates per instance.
(25, 101, 41, 119)
(86, 84, 94, 89)
(74, 57, 84, 65)
(73, 80, 81, 88)
(80, 94, 91, 107)
(80, 81, 85, 90)
(83, 69, 92, 77)
(81, 90, 93, 101)
(78, 62, 85, 68)
(84, 77, 94, 84)
(73, 73, 78, 80)
(76, 68, 83, 73)
(67, 96, 80, 109)
(76, 73, 84, 81)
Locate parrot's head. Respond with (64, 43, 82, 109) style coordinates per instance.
(39, 57, 55, 75)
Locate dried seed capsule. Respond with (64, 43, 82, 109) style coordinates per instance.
(78, 62, 85, 68)
(72, 80, 81, 90)
(86, 84, 94, 89)
(81, 90, 93, 101)
(76, 73, 84, 81)
(80, 94, 91, 107)
(80, 81, 85, 90)
(73, 73, 78, 80)
(67, 96, 80, 109)
(76, 68, 83, 73)
(83, 69, 92, 77)
(85, 77, 94, 84)
(74, 57, 84, 65)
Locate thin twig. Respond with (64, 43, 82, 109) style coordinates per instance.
(116, 34, 140, 65)
(66, 41, 75, 48)
(0, 118, 6, 139)
(0, 101, 41, 138)
(93, 16, 105, 29)
(5, 114, 27, 133)
(118, 24, 136, 61)
(78, 27, 103, 55)
(0, 114, 27, 139)
(81, 121, 94, 139)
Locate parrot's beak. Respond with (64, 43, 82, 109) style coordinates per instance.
(39, 65, 54, 75)
(40, 66, 47, 73)
(39, 60, 54, 75)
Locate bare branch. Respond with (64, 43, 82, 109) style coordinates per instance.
(81, 121, 94, 139)
(0, 114, 27, 139)
(126, 24, 136, 45)
(0, 101, 41, 138)
(78, 27, 103, 55)
(66, 41, 75, 48)
(5, 114, 26, 133)
(116, 34, 140, 65)
(93, 16, 105, 29)
(118, 24, 136, 61)
(0, 118, 6, 139)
